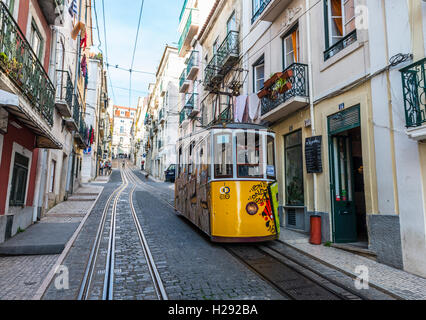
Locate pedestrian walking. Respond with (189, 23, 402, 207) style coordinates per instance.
(99, 160, 104, 176)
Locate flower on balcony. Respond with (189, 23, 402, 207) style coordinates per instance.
(257, 70, 293, 100)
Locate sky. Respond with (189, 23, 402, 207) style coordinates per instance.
(92, 0, 184, 108)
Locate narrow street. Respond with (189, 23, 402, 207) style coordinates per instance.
(36, 162, 394, 301)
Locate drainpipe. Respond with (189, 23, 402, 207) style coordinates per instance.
(306, 0, 318, 215)
(67, 0, 83, 193)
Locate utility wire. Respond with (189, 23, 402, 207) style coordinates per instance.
(129, 0, 146, 108)
(100, 0, 116, 103)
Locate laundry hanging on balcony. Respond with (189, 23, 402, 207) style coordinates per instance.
(89, 126, 95, 145)
(81, 54, 87, 78)
(248, 93, 261, 123)
(71, 21, 86, 41)
(80, 32, 87, 50)
(69, 0, 78, 18)
(235, 95, 248, 123)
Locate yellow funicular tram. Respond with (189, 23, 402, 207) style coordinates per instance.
(175, 123, 280, 242)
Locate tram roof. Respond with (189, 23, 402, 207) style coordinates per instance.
(177, 122, 274, 143)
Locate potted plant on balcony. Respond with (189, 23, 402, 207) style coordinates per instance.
(257, 87, 270, 99)
(275, 78, 293, 94)
(0, 52, 9, 70)
(264, 72, 284, 90)
(10, 58, 23, 85)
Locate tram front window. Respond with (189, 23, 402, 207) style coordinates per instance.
(236, 132, 264, 178)
(214, 133, 233, 178)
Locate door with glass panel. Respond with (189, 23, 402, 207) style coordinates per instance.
(329, 134, 357, 243)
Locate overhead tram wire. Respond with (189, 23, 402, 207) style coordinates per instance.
(93, 0, 117, 103)
(129, 0, 146, 108)
(100, 0, 117, 103)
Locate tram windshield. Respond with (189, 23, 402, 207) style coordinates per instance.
(214, 132, 233, 178)
(177, 127, 276, 181)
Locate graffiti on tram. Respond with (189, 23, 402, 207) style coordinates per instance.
(248, 182, 277, 234)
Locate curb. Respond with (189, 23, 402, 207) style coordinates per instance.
(32, 186, 104, 300)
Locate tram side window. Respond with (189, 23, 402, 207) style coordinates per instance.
(267, 135, 276, 179)
(178, 147, 183, 175)
(207, 135, 211, 180)
(236, 132, 264, 178)
(214, 133, 233, 178)
(188, 142, 195, 175)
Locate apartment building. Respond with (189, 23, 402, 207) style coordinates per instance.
(145, 46, 184, 181)
(112, 105, 136, 157)
(241, 0, 426, 277)
(0, 0, 93, 242)
(132, 96, 148, 169)
(81, 52, 105, 183)
(177, 0, 214, 139)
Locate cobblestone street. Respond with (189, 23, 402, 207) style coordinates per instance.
(1, 167, 425, 301)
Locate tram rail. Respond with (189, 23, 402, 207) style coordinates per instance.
(78, 166, 167, 300)
(125, 167, 373, 301)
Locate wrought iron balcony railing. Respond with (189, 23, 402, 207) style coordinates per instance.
(261, 63, 309, 116)
(179, 0, 189, 23)
(184, 93, 198, 109)
(251, 0, 272, 24)
(401, 58, 426, 128)
(204, 31, 239, 90)
(216, 30, 239, 71)
(186, 50, 199, 77)
(73, 94, 81, 126)
(179, 69, 187, 88)
(178, 9, 197, 53)
(56, 69, 73, 107)
(204, 54, 220, 89)
(159, 108, 165, 122)
(207, 107, 232, 127)
(179, 108, 191, 125)
(324, 30, 357, 61)
(0, 2, 55, 126)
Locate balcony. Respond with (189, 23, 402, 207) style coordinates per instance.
(159, 108, 165, 123)
(260, 63, 309, 122)
(160, 81, 166, 97)
(178, 9, 199, 57)
(0, 2, 55, 128)
(251, 0, 292, 24)
(207, 107, 232, 127)
(64, 94, 80, 132)
(324, 31, 357, 61)
(184, 93, 199, 117)
(204, 31, 240, 91)
(38, 0, 65, 25)
(401, 58, 426, 141)
(179, 69, 189, 93)
(55, 70, 73, 118)
(179, 107, 191, 126)
(75, 117, 88, 149)
(186, 51, 199, 80)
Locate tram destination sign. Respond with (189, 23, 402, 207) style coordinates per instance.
(305, 136, 323, 174)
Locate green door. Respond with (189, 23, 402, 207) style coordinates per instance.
(328, 106, 360, 243)
(329, 135, 357, 243)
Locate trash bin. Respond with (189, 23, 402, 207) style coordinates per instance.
(310, 215, 322, 245)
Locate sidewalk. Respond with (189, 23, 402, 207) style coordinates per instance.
(0, 183, 103, 300)
(278, 228, 426, 300)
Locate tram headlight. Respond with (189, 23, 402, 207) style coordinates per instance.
(246, 202, 259, 216)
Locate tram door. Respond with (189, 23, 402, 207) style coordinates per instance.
(329, 135, 357, 243)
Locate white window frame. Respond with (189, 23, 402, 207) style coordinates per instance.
(327, 0, 355, 46)
(253, 58, 265, 93)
